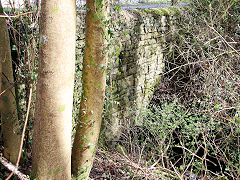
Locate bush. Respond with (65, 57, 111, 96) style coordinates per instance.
(120, 0, 240, 179)
(121, 101, 239, 178)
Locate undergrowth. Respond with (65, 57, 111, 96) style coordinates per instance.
(0, 0, 239, 179)
(119, 0, 240, 179)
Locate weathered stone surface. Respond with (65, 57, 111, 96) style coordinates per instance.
(75, 7, 181, 144)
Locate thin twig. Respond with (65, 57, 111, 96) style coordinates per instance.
(0, 11, 33, 18)
(208, 25, 240, 56)
(0, 81, 16, 97)
(175, 145, 217, 166)
(6, 86, 33, 180)
(170, 161, 182, 179)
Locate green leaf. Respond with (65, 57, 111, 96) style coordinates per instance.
(92, 14, 99, 21)
(51, 7, 59, 14)
(12, 45, 17, 51)
(117, 20, 121, 26)
(116, 6, 120, 13)
(59, 104, 66, 112)
(108, 29, 114, 38)
(54, 168, 61, 174)
(236, 128, 240, 133)
(88, 142, 95, 147)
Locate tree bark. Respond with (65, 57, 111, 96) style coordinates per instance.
(31, 0, 76, 179)
(0, 1, 2, 129)
(0, 1, 21, 164)
(71, 0, 108, 178)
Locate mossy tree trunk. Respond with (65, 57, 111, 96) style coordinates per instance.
(31, 0, 76, 179)
(0, 1, 21, 164)
(71, 0, 108, 178)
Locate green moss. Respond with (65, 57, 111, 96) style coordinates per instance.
(143, 9, 154, 14)
(116, 145, 127, 155)
(141, 7, 182, 16)
(145, 81, 154, 95)
(132, 9, 148, 16)
(168, 7, 182, 15)
(132, 7, 182, 17)
(144, 7, 171, 16)
(154, 76, 162, 87)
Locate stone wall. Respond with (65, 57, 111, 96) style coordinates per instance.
(75, 7, 181, 143)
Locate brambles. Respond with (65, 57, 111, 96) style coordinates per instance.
(0, 0, 239, 179)
(120, 101, 239, 178)
(118, 0, 239, 179)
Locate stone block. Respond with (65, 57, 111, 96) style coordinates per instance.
(75, 7, 182, 144)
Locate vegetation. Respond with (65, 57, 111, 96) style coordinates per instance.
(116, 0, 190, 6)
(0, 0, 239, 179)
(118, 0, 240, 179)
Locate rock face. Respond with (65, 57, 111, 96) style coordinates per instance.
(75, 7, 181, 144)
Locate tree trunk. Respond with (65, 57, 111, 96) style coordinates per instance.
(0, 1, 21, 164)
(71, 0, 109, 178)
(0, 1, 2, 139)
(31, 0, 76, 179)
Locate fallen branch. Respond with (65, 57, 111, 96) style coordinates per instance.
(0, 154, 29, 180)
